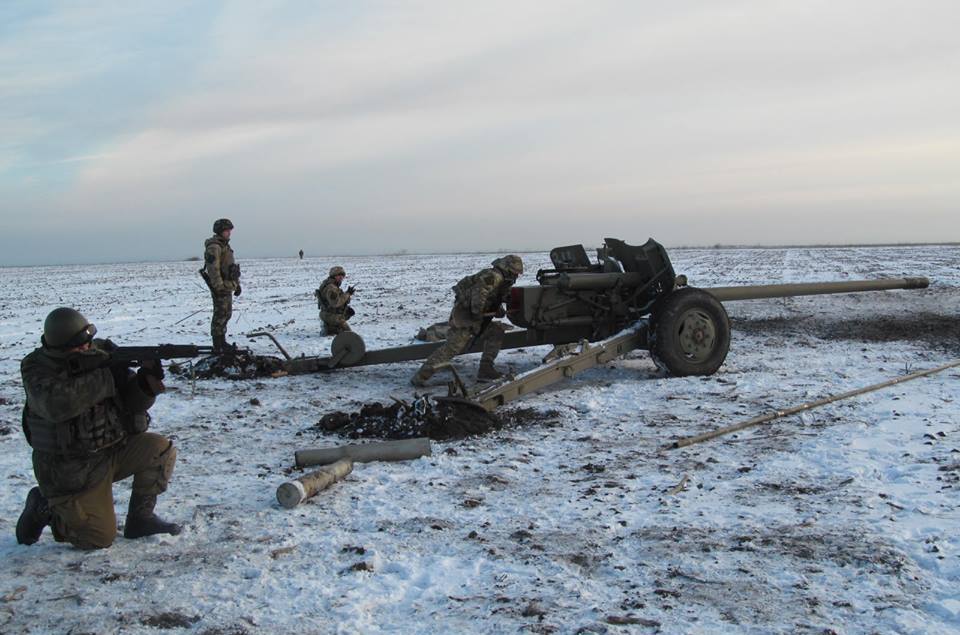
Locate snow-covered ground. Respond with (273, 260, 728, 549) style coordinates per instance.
(0, 244, 958, 634)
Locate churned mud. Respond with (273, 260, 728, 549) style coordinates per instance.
(311, 398, 561, 440)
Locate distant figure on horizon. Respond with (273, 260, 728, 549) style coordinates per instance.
(299, 249, 304, 260)
(200, 218, 241, 352)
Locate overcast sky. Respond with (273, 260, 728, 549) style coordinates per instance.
(1, 1, 957, 265)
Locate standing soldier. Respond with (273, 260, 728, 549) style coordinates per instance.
(411, 255, 523, 386)
(299, 249, 304, 260)
(16, 308, 180, 550)
(201, 218, 241, 352)
(315, 266, 355, 335)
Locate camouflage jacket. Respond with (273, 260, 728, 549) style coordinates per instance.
(450, 267, 512, 330)
(317, 277, 351, 314)
(21, 341, 156, 497)
(204, 235, 238, 295)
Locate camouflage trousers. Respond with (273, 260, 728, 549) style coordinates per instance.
(45, 433, 177, 550)
(210, 290, 233, 338)
(320, 311, 351, 335)
(416, 321, 505, 378)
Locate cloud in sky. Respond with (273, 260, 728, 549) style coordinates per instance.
(1, 0, 958, 265)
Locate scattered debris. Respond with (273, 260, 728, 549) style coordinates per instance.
(311, 398, 561, 441)
(169, 352, 286, 380)
(140, 612, 201, 629)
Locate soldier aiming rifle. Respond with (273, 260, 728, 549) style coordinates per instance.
(15, 308, 216, 549)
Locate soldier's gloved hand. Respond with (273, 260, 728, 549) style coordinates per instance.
(234, 284, 242, 297)
(136, 371, 165, 397)
(346, 285, 355, 295)
(96, 338, 119, 353)
(137, 361, 165, 396)
(139, 359, 165, 380)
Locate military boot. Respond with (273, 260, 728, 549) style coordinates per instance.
(16, 487, 51, 545)
(477, 360, 504, 381)
(123, 494, 182, 539)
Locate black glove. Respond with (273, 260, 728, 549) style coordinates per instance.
(139, 359, 165, 380)
(136, 372, 165, 397)
(346, 285, 355, 295)
(96, 338, 118, 353)
(136, 361, 165, 396)
(234, 284, 242, 297)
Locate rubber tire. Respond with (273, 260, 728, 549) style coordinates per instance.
(650, 287, 730, 377)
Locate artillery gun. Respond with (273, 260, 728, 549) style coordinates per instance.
(257, 238, 928, 408)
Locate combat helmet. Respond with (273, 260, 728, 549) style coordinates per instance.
(329, 266, 346, 278)
(492, 255, 524, 279)
(42, 307, 97, 349)
(213, 218, 234, 235)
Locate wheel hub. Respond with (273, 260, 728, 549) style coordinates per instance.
(676, 310, 716, 362)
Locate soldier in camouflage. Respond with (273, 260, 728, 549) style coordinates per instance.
(315, 265, 355, 335)
(411, 255, 524, 386)
(16, 308, 180, 550)
(202, 218, 241, 352)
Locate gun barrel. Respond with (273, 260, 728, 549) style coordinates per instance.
(110, 344, 216, 362)
(554, 272, 647, 291)
(703, 277, 929, 302)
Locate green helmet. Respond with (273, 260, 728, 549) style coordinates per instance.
(42, 307, 97, 349)
(492, 255, 524, 278)
(329, 266, 346, 278)
(213, 218, 234, 234)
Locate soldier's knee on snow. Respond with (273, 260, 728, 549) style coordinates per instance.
(62, 511, 117, 550)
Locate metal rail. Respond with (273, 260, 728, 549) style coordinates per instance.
(470, 323, 649, 411)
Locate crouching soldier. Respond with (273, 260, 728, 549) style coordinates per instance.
(411, 255, 523, 386)
(16, 308, 181, 550)
(315, 266, 355, 335)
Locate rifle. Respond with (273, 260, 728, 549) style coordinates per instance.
(67, 343, 217, 375)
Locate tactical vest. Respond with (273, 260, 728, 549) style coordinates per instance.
(23, 400, 127, 457)
(317, 278, 344, 313)
(452, 271, 485, 306)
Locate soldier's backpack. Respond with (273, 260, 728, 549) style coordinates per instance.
(452, 271, 484, 306)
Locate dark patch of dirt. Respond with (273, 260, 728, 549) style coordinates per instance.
(757, 481, 827, 496)
(199, 627, 250, 635)
(732, 313, 960, 354)
(311, 399, 561, 441)
(168, 352, 286, 380)
(140, 611, 201, 629)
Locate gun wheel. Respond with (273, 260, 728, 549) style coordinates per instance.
(650, 287, 730, 376)
(330, 331, 366, 366)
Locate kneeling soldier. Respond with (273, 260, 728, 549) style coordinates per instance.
(16, 308, 181, 550)
(315, 266, 355, 335)
(412, 255, 523, 386)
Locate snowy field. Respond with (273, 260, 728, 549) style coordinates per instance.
(0, 244, 958, 635)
